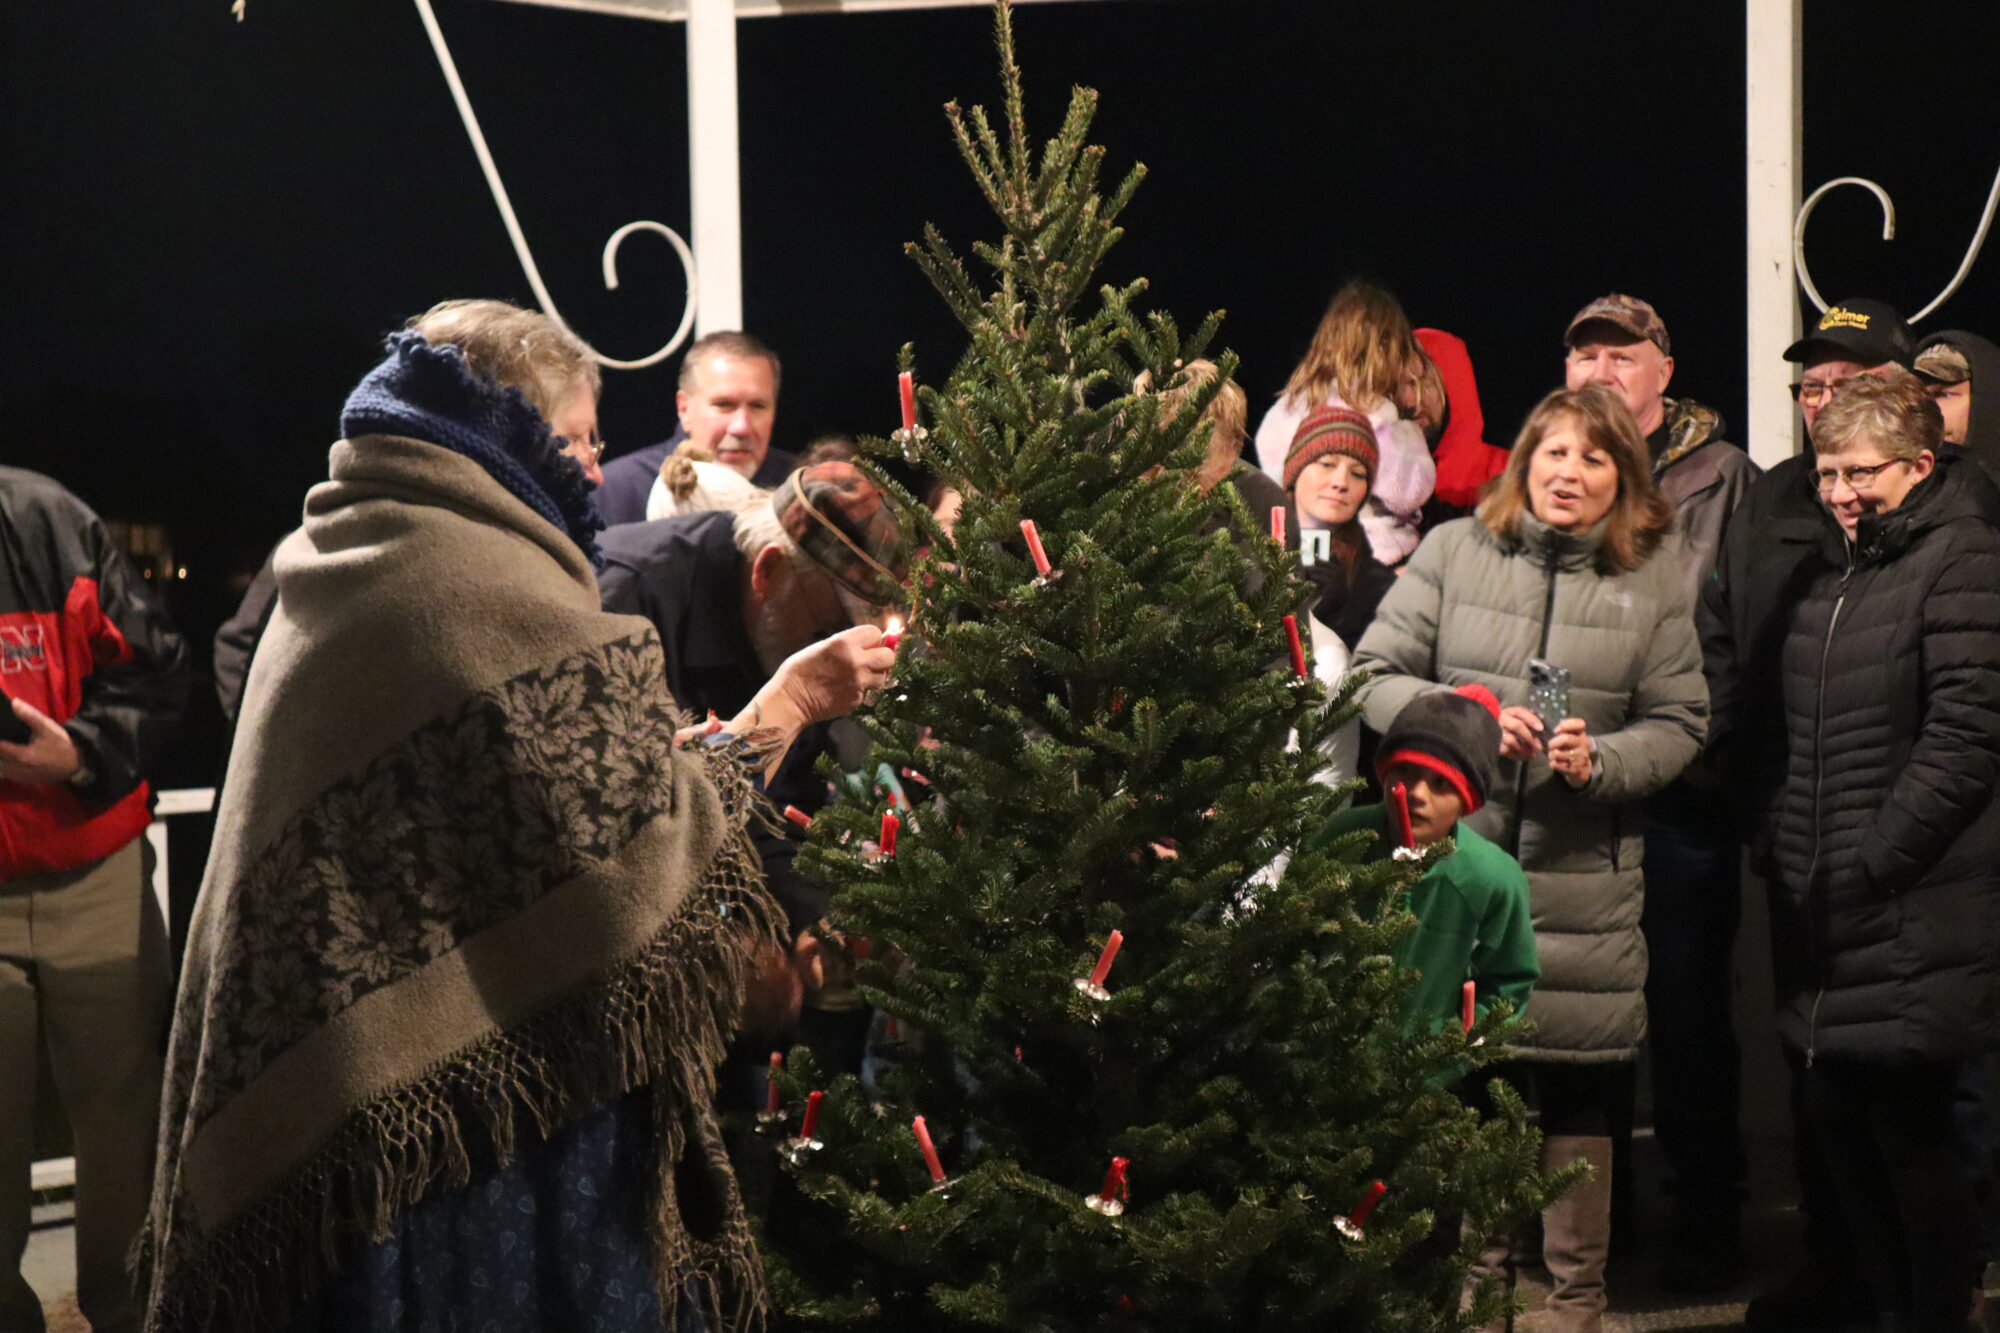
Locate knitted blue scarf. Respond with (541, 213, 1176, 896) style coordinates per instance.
(340, 332, 605, 566)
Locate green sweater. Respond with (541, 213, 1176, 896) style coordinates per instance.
(1310, 803, 1539, 1035)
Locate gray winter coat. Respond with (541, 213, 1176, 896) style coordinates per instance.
(1350, 514, 1707, 1062)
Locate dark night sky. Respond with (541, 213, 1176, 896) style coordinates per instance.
(5, 0, 2000, 779)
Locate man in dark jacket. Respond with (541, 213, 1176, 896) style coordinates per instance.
(1563, 293, 1760, 1290)
(1703, 300, 1925, 1333)
(1915, 329, 2000, 478)
(596, 331, 801, 525)
(1769, 373, 2000, 1333)
(0, 468, 189, 1333)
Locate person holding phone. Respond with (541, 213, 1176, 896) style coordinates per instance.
(1349, 384, 1705, 1333)
(0, 467, 189, 1333)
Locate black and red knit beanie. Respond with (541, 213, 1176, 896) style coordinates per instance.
(1375, 684, 1503, 815)
(1282, 404, 1379, 493)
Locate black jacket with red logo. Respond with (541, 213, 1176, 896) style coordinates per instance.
(0, 466, 190, 879)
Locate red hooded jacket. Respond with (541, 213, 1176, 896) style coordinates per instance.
(1416, 329, 1509, 509)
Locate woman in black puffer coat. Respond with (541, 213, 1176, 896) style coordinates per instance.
(1771, 372, 2000, 1333)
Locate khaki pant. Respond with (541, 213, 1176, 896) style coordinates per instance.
(1, 841, 171, 1333)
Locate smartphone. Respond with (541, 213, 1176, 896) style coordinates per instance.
(1526, 659, 1572, 737)
(0, 688, 28, 745)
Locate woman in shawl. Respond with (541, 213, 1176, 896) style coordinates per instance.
(141, 300, 893, 1333)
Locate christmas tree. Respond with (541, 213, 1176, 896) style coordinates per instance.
(759, 6, 1560, 1328)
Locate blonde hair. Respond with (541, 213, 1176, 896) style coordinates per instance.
(405, 299, 601, 423)
(1477, 385, 1674, 576)
(648, 455, 770, 522)
(1812, 369, 1943, 461)
(1281, 280, 1420, 415)
(1139, 358, 1247, 488)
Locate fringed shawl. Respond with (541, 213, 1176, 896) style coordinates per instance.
(139, 434, 779, 1332)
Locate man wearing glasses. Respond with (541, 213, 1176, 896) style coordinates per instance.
(1701, 298, 1919, 1333)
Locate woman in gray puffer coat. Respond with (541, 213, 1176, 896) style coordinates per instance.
(1350, 384, 1706, 1333)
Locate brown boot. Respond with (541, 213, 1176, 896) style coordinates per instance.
(1541, 1134, 1614, 1333)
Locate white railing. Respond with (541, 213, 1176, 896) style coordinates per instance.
(31, 787, 215, 1198)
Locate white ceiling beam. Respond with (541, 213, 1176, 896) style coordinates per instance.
(490, 0, 1099, 19)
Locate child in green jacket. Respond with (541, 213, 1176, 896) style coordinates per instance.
(1312, 684, 1538, 1034)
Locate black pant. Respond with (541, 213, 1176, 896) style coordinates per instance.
(1479, 1059, 1635, 1134)
(1801, 1055, 1975, 1331)
(1640, 805, 1748, 1220)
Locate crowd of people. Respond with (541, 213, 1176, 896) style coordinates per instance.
(5, 281, 2000, 1333)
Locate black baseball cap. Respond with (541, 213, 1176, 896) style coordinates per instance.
(1782, 297, 1915, 368)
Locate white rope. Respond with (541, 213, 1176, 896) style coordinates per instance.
(412, 0, 698, 369)
(1795, 161, 2000, 324)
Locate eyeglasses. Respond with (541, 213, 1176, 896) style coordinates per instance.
(558, 429, 606, 463)
(1789, 380, 1844, 407)
(1812, 459, 1909, 493)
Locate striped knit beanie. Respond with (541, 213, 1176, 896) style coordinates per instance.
(1283, 404, 1379, 492)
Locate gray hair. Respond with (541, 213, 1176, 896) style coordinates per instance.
(406, 299, 602, 422)
(1812, 369, 1943, 461)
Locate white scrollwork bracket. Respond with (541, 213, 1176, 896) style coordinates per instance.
(1795, 163, 2000, 324)
(413, 0, 698, 370)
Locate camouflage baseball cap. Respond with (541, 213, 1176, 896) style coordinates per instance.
(1914, 342, 1970, 385)
(1564, 294, 1671, 357)
(772, 460, 909, 607)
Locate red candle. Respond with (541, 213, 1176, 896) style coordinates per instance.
(879, 810, 901, 856)
(1098, 1156, 1130, 1203)
(1461, 980, 1477, 1034)
(783, 804, 813, 830)
(766, 1051, 783, 1114)
(1270, 505, 1286, 546)
(882, 614, 902, 651)
(1020, 519, 1053, 576)
(899, 371, 917, 432)
(912, 1115, 947, 1183)
(1346, 1180, 1388, 1228)
(1283, 613, 1308, 679)
(799, 1089, 824, 1140)
(1088, 929, 1125, 989)
(1389, 782, 1414, 850)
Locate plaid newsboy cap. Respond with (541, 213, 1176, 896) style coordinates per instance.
(772, 460, 909, 606)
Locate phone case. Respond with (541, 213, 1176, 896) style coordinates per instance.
(1527, 659, 1572, 735)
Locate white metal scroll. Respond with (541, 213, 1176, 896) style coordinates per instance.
(411, 0, 699, 369)
(1794, 163, 2000, 323)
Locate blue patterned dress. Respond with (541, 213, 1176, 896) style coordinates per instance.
(289, 1089, 706, 1333)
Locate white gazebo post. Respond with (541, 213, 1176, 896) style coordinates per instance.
(686, 0, 744, 334)
(1745, 0, 1802, 469)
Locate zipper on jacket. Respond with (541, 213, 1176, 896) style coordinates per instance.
(1802, 555, 1853, 1068)
(1509, 545, 1563, 858)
